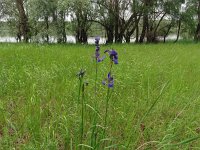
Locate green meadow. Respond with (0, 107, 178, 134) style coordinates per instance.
(0, 43, 200, 149)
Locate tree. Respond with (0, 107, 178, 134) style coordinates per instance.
(93, 0, 135, 43)
(0, 0, 198, 44)
(56, 0, 70, 43)
(70, 0, 93, 44)
(114, 0, 140, 43)
(123, 0, 142, 43)
(189, 0, 200, 41)
(139, 0, 168, 43)
(0, 0, 20, 40)
(27, 0, 56, 43)
(92, 0, 116, 43)
(0, 2, 4, 19)
(16, 0, 30, 42)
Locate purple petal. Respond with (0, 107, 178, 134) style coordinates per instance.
(108, 83, 113, 88)
(95, 36, 100, 41)
(108, 72, 111, 79)
(102, 80, 106, 85)
(110, 50, 117, 55)
(96, 46, 100, 51)
(97, 55, 106, 62)
(108, 80, 114, 88)
(95, 51, 100, 57)
(114, 58, 118, 64)
(97, 58, 101, 62)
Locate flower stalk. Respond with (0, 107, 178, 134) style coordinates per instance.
(102, 50, 118, 143)
(77, 69, 86, 147)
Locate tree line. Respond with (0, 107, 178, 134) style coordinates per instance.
(1, 0, 200, 44)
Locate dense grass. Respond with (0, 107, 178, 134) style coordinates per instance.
(0, 43, 200, 149)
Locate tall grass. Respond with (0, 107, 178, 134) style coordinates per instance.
(0, 43, 200, 149)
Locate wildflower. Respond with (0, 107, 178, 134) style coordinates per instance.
(102, 50, 118, 88)
(95, 36, 100, 45)
(77, 69, 85, 79)
(104, 49, 118, 64)
(102, 72, 114, 88)
(95, 47, 100, 58)
(94, 36, 105, 62)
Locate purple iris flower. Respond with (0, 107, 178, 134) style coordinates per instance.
(95, 36, 100, 41)
(104, 49, 118, 64)
(102, 72, 114, 88)
(95, 36, 100, 45)
(95, 46, 100, 58)
(94, 37, 105, 62)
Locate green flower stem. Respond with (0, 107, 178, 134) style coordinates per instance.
(78, 78, 83, 103)
(91, 60, 98, 147)
(103, 87, 111, 138)
(81, 83, 85, 143)
(95, 60, 98, 94)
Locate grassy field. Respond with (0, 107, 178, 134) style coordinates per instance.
(0, 43, 200, 149)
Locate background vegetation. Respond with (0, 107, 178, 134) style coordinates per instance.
(1, 0, 200, 43)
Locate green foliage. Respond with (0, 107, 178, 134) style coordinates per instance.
(0, 43, 200, 149)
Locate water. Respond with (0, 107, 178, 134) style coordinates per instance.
(0, 35, 179, 44)
(0, 37, 16, 43)
(0, 36, 107, 44)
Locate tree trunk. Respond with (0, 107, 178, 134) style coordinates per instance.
(135, 20, 139, 43)
(76, 28, 88, 44)
(163, 23, 172, 43)
(125, 35, 131, 43)
(195, 0, 200, 41)
(62, 13, 67, 43)
(174, 18, 181, 43)
(81, 29, 88, 44)
(57, 11, 67, 43)
(195, 23, 200, 41)
(16, 0, 30, 42)
(139, 14, 148, 43)
(76, 28, 80, 43)
(75, 9, 88, 44)
(16, 23, 22, 42)
(114, 0, 121, 43)
(153, 12, 167, 42)
(44, 16, 49, 43)
(106, 27, 114, 44)
(139, 0, 149, 43)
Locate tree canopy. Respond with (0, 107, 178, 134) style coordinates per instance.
(0, 0, 199, 43)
